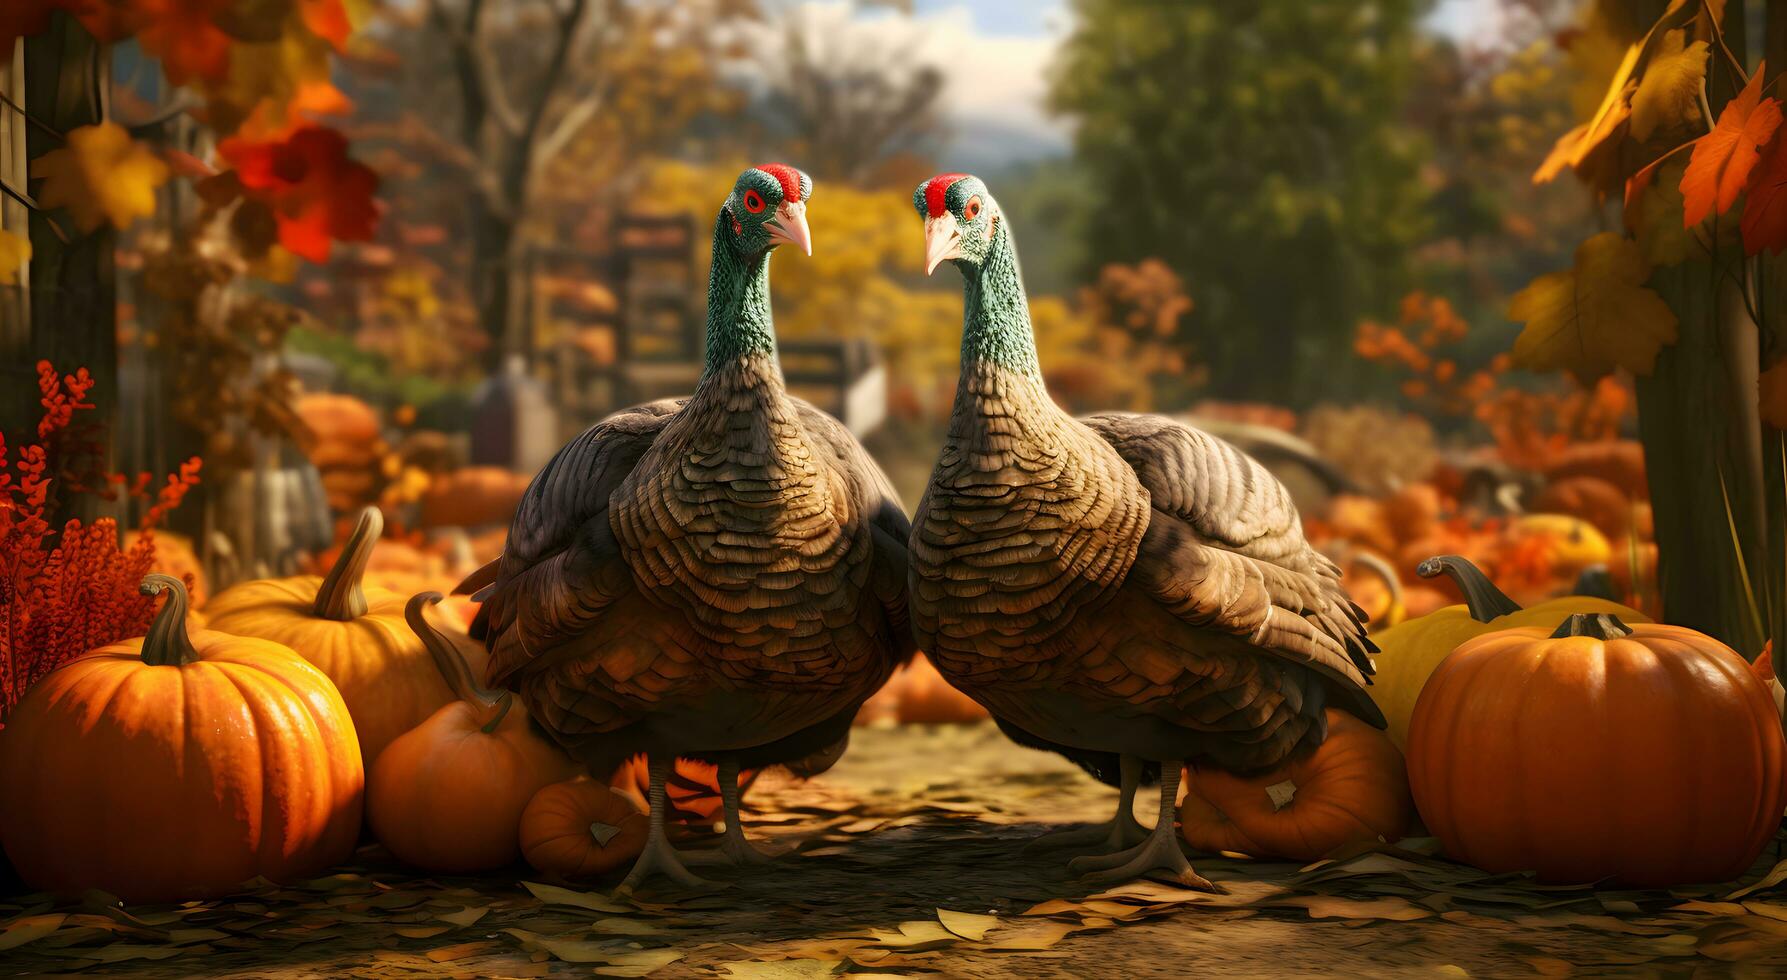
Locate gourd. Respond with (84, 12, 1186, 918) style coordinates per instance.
(205, 507, 453, 766)
(366, 594, 580, 873)
(0, 576, 363, 902)
(1407, 613, 1786, 886)
(519, 778, 648, 881)
(1366, 555, 1649, 748)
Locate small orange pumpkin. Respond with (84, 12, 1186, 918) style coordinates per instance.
(1179, 709, 1413, 861)
(367, 594, 580, 873)
(0, 575, 363, 902)
(519, 778, 649, 880)
(892, 653, 989, 724)
(418, 466, 531, 529)
(1408, 613, 1787, 886)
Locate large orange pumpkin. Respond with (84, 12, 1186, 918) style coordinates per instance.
(610, 756, 760, 825)
(520, 778, 649, 881)
(0, 575, 363, 902)
(1408, 613, 1787, 886)
(205, 507, 455, 767)
(367, 594, 580, 873)
(1179, 709, 1413, 862)
(418, 466, 531, 529)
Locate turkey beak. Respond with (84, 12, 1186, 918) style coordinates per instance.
(765, 200, 811, 256)
(924, 213, 962, 275)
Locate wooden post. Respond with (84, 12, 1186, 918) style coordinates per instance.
(2, 14, 115, 526)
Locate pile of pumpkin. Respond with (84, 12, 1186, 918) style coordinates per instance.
(1313, 442, 1655, 629)
(1177, 553, 1786, 888)
(0, 508, 720, 903)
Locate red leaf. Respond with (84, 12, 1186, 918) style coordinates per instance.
(134, 0, 237, 85)
(220, 126, 379, 263)
(1742, 131, 1787, 254)
(1681, 63, 1781, 227)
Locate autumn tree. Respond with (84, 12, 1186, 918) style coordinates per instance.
(1049, 0, 1433, 406)
(1524, 0, 1787, 659)
(384, 0, 746, 370)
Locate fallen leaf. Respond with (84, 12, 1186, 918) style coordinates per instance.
(1274, 895, 1433, 921)
(437, 905, 491, 928)
(395, 925, 452, 939)
(517, 881, 632, 914)
(77, 944, 186, 963)
(592, 917, 668, 936)
(936, 908, 997, 941)
(0, 913, 66, 951)
(426, 940, 495, 962)
(31, 122, 170, 231)
(719, 961, 842, 979)
(1508, 232, 1679, 383)
(594, 949, 686, 977)
(980, 921, 1078, 951)
(1523, 955, 1576, 976)
(868, 921, 957, 949)
(1729, 858, 1787, 900)
(1630, 30, 1709, 140)
(1682, 63, 1781, 226)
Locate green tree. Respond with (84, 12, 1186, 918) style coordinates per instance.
(1049, 0, 1433, 405)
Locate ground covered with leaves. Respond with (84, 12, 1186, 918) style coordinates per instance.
(4, 723, 1787, 978)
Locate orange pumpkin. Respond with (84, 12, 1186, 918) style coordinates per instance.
(892, 653, 989, 724)
(519, 778, 649, 880)
(610, 756, 760, 825)
(418, 466, 531, 529)
(0, 575, 363, 902)
(1542, 439, 1647, 500)
(123, 529, 207, 608)
(1408, 614, 1787, 886)
(296, 392, 383, 470)
(205, 507, 456, 767)
(1531, 475, 1631, 541)
(1179, 709, 1413, 861)
(367, 594, 580, 873)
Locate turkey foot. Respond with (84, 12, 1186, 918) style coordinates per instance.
(1026, 754, 1147, 853)
(688, 756, 773, 867)
(617, 755, 726, 895)
(1068, 759, 1216, 892)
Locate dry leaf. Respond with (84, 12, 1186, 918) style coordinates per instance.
(1630, 30, 1709, 140)
(519, 881, 631, 914)
(936, 908, 998, 941)
(30, 122, 170, 231)
(594, 949, 687, 977)
(394, 925, 452, 939)
(1509, 232, 1679, 383)
(1729, 858, 1787, 900)
(426, 941, 495, 962)
(719, 961, 843, 979)
(0, 914, 66, 951)
(437, 905, 490, 928)
(1274, 895, 1433, 921)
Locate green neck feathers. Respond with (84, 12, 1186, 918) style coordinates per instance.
(958, 220, 1042, 380)
(703, 213, 779, 376)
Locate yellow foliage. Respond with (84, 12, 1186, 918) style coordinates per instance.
(30, 123, 169, 232)
(1508, 232, 1679, 383)
(0, 229, 28, 285)
(1629, 30, 1708, 141)
(1628, 157, 1693, 268)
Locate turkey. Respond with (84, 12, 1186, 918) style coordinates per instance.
(908, 173, 1383, 889)
(465, 165, 913, 892)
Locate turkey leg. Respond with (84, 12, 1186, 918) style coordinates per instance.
(1025, 754, 1148, 853)
(1068, 759, 1216, 891)
(617, 754, 722, 894)
(691, 756, 773, 866)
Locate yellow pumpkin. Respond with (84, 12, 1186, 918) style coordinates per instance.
(204, 507, 454, 767)
(1366, 555, 1649, 749)
(1506, 513, 1612, 576)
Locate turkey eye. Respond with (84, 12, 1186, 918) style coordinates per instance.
(743, 189, 767, 214)
(964, 196, 981, 220)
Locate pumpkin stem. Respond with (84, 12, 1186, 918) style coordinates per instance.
(405, 591, 502, 711)
(1550, 612, 1634, 640)
(1416, 555, 1522, 623)
(139, 573, 200, 667)
(314, 506, 381, 621)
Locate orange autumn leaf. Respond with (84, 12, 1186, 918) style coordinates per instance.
(30, 122, 169, 231)
(1681, 63, 1781, 227)
(220, 126, 378, 262)
(1741, 129, 1787, 255)
(133, 0, 238, 85)
(299, 0, 351, 49)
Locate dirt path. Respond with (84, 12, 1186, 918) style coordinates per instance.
(4, 723, 1785, 978)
